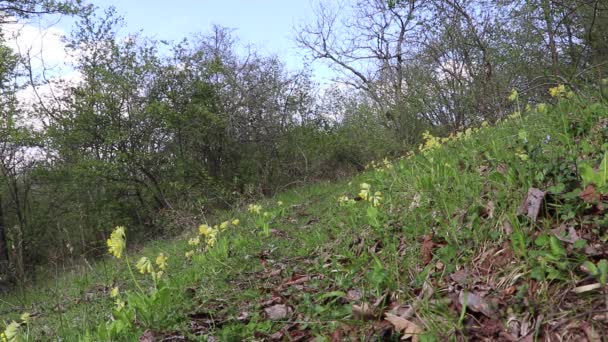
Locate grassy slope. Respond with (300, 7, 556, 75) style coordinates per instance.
(1, 89, 608, 341)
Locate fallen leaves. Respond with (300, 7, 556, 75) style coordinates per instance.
(518, 188, 546, 222)
(384, 313, 423, 341)
(458, 290, 495, 317)
(264, 304, 293, 320)
(420, 235, 435, 265)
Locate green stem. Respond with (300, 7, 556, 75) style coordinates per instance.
(125, 254, 145, 295)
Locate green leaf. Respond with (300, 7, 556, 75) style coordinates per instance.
(597, 259, 608, 286)
(579, 162, 597, 187)
(582, 260, 599, 276)
(534, 234, 549, 247)
(316, 291, 346, 301)
(549, 236, 567, 257)
(572, 239, 587, 250)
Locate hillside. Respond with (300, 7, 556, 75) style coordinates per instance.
(2, 86, 608, 341)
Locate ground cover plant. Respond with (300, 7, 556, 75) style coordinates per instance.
(2, 83, 608, 340)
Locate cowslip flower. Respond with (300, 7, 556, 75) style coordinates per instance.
(549, 84, 566, 97)
(199, 224, 211, 237)
(115, 299, 126, 311)
(248, 204, 262, 214)
(110, 287, 119, 298)
(136, 257, 154, 274)
(277, 201, 284, 206)
(107, 226, 126, 259)
(185, 250, 195, 259)
(19, 313, 29, 324)
(188, 237, 200, 246)
(508, 88, 518, 101)
(231, 219, 240, 226)
(155, 253, 168, 271)
(369, 191, 383, 207)
(2, 321, 20, 341)
(219, 221, 229, 231)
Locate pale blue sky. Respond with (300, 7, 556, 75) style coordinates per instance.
(86, 0, 320, 73)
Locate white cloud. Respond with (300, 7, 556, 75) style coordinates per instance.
(2, 20, 73, 74)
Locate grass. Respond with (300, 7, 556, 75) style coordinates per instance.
(2, 85, 608, 341)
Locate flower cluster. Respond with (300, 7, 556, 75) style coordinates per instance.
(107, 226, 126, 259)
(366, 158, 394, 171)
(135, 252, 168, 281)
(339, 183, 383, 207)
(508, 88, 519, 102)
(248, 204, 262, 214)
(1, 313, 29, 342)
(185, 218, 239, 258)
(549, 84, 566, 97)
(419, 131, 442, 153)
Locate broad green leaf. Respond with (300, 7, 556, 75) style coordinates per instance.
(582, 260, 599, 276)
(549, 236, 566, 257)
(597, 259, 608, 286)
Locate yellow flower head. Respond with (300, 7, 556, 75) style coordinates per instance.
(536, 103, 548, 113)
(152, 271, 164, 282)
(277, 201, 284, 206)
(369, 191, 383, 207)
(110, 287, 119, 298)
(360, 183, 371, 190)
(219, 221, 229, 231)
(114, 299, 126, 311)
(248, 204, 262, 214)
(549, 84, 566, 97)
(185, 250, 195, 259)
(107, 226, 126, 259)
(19, 313, 30, 324)
(188, 236, 200, 246)
(136, 257, 154, 275)
(508, 88, 518, 102)
(3, 321, 20, 341)
(231, 219, 240, 226)
(155, 253, 168, 271)
(198, 224, 211, 237)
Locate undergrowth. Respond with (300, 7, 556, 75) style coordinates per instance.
(1, 83, 608, 341)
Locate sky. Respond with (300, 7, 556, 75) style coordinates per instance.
(86, 0, 319, 73)
(3, 0, 336, 112)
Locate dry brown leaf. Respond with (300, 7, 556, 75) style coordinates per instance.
(421, 235, 435, 265)
(579, 184, 601, 203)
(345, 288, 362, 302)
(385, 313, 422, 341)
(352, 303, 376, 320)
(264, 304, 292, 320)
(139, 330, 155, 342)
(458, 291, 495, 317)
(518, 188, 546, 222)
(551, 224, 580, 244)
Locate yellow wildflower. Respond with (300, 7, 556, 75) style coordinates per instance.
(188, 236, 200, 246)
(110, 287, 119, 298)
(536, 103, 548, 113)
(277, 201, 284, 206)
(19, 313, 30, 324)
(549, 84, 566, 97)
(231, 219, 240, 226)
(3, 321, 20, 341)
(107, 226, 126, 259)
(1, 332, 5, 342)
(136, 257, 154, 274)
(152, 271, 164, 282)
(248, 204, 262, 214)
(155, 253, 168, 271)
(115, 299, 126, 311)
(358, 188, 369, 201)
(219, 221, 229, 231)
(185, 250, 195, 259)
(508, 88, 518, 102)
(369, 191, 383, 207)
(198, 224, 211, 237)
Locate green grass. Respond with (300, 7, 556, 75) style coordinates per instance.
(2, 87, 608, 341)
